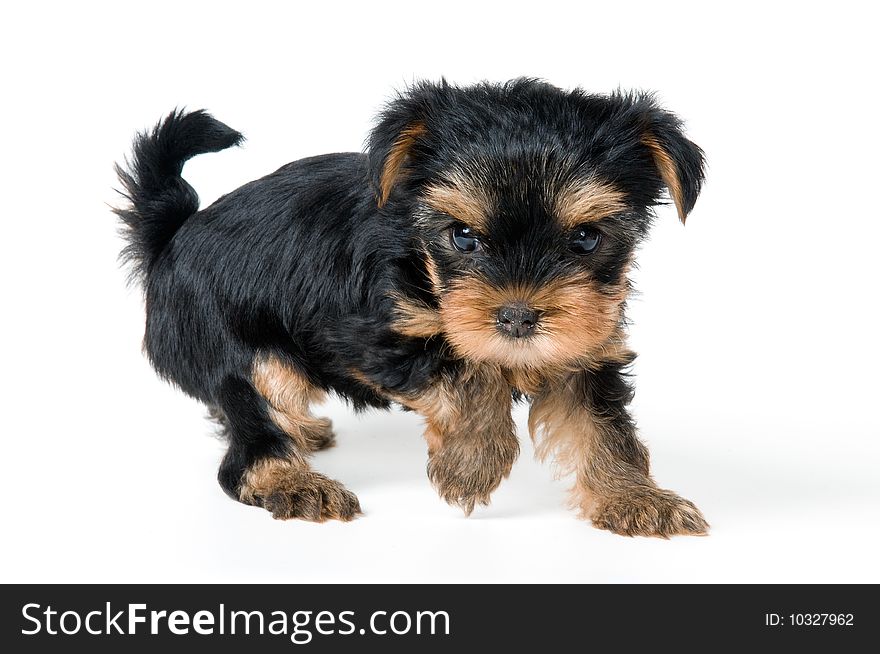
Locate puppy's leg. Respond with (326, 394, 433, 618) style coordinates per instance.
(252, 355, 336, 452)
(409, 367, 519, 515)
(530, 365, 707, 537)
(215, 370, 359, 522)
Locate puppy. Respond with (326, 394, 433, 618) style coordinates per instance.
(114, 79, 707, 537)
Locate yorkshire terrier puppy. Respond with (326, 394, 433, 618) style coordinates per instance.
(115, 79, 707, 537)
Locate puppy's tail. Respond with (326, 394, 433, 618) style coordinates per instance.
(113, 109, 243, 280)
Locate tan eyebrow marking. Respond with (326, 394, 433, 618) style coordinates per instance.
(555, 178, 628, 229)
(422, 173, 494, 232)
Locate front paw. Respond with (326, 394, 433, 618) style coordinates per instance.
(427, 437, 519, 516)
(590, 488, 708, 538)
(240, 460, 361, 522)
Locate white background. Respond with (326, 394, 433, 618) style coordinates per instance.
(2, 1, 878, 583)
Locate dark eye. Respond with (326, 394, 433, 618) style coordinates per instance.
(569, 225, 602, 254)
(450, 224, 481, 253)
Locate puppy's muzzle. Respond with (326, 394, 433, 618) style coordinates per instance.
(496, 303, 538, 338)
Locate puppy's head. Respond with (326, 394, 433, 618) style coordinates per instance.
(370, 79, 705, 372)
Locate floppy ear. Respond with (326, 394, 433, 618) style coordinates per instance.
(370, 121, 427, 207)
(640, 109, 705, 223)
(367, 91, 434, 207)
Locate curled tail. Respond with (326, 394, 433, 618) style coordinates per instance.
(113, 109, 244, 279)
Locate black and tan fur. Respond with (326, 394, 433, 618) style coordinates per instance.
(114, 79, 707, 536)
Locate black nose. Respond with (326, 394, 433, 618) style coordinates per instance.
(496, 304, 538, 338)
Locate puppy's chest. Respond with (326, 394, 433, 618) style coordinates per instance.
(341, 328, 453, 396)
(501, 367, 548, 397)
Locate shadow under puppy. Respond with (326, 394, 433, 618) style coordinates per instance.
(115, 79, 707, 537)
